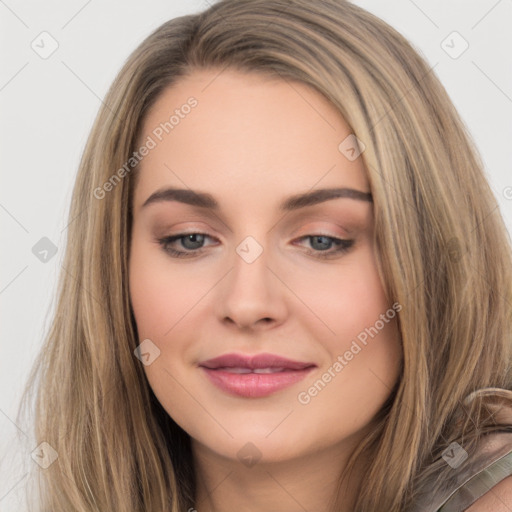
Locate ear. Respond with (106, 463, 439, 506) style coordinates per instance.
(464, 475, 512, 511)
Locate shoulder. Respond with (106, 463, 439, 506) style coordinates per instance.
(464, 475, 512, 511)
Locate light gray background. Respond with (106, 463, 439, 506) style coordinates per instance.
(1, 0, 511, 509)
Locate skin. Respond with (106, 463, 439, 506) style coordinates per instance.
(466, 475, 512, 511)
(128, 68, 403, 512)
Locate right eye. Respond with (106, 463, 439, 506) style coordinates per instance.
(157, 233, 217, 258)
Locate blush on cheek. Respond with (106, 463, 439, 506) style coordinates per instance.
(130, 242, 169, 325)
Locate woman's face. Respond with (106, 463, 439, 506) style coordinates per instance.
(129, 69, 402, 466)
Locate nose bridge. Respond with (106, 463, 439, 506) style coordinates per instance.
(235, 235, 266, 266)
(229, 234, 272, 296)
(217, 233, 287, 327)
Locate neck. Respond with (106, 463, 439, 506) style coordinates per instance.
(191, 434, 366, 512)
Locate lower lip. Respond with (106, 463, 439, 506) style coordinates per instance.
(200, 367, 315, 398)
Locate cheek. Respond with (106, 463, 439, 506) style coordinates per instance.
(129, 241, 199, 340)
(294, 249, 402, 413)
(293, 249, 393, 343)
(129, 261, 169, 339)
(128, 242, 197, 410)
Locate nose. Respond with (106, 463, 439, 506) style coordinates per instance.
(215, 240, 288, 331)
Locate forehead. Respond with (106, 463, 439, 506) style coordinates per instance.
(133, 69, 369, 209)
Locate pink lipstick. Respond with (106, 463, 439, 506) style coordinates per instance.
(199, 352, 316, 398)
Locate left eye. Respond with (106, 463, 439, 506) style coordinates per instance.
(294, 235, 354, 257)
(157, 233, 354, 259)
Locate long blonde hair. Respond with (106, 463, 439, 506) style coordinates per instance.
(18, 0, 512, 510)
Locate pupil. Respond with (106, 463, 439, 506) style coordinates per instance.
(312, 236, 331, 250)
(183, 234, 204, 249)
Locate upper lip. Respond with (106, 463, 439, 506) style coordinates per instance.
(199, 352, 316, 370)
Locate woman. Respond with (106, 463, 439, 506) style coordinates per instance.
(18, 0, 512, 510)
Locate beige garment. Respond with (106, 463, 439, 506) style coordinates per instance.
(410, 388, 512, 512)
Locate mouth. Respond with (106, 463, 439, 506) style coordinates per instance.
(198, 352, 316, 398)
(209, 367, 295, 374)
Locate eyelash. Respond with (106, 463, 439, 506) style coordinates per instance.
(156, 233, 354, 260)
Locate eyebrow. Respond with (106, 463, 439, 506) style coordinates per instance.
(141, 186, 373, 212)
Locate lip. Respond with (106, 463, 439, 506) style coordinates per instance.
(199, 352, 315, 370)
(199, 352, 316, 398)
